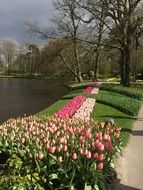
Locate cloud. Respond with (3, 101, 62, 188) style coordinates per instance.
(0, 0, 54, 44)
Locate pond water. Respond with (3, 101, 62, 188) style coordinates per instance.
(0, 78, 68, 124)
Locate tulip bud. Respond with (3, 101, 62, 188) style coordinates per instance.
(97, 162, 103, 170)
(72, 153, 77, 160)
(38, 151, 44, 160)
(58, 156, 63, 163)
(49, 147, 56, 154)
(86, 151, 92, 159)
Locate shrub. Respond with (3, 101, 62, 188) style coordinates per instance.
(0, 115, 122, 190)
(100, 84, 143, 100)
(89, 94, 141, 116)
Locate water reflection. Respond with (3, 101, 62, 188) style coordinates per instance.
(0, 78, 68, 124)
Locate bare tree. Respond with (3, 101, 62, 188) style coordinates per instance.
(0, 39, 17, 74)
(103, 0, 143, 86)
(76, 0, 143, 86)
(77, 0, 108, 81)
(26, 0, 88, 82)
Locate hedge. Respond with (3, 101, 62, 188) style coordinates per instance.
(100, 84, 143, 100)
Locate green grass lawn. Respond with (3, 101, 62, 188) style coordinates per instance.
(37, 99, 68, 116)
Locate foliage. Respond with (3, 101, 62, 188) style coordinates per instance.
(0, 115, 122, 189)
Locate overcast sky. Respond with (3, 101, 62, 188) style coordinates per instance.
(0, 0, 54, 45)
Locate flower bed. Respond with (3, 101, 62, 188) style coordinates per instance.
(83, 86, 99, 94)
(91, 87, 99, 94)
(83, 86, 94, 93)
(55, 95, 86, 118)
(0, 115, 122, 189)
(72, 98, 96, 121)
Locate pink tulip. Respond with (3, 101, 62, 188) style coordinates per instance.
(49, 147, 56, 154)
(56, 96, 86, 119)
(98, 143, 104, 152)
(80, 148, 84, 155)
(84, 129, 91, 139)
(83, 87, 94, 94)
(86, 151, 92, 159)
(79, 136, 83, 143)
(58, 156, 63, 163)
(46, 143, 50, 150)
(65, 152, 69, 157)
(57, 147, 62, 153)
(84, 149, 88, 155)
(93, 153, 98, 159)
(21, 137, 25, 144)
(98, 153, 104, 161)
(103, 134, 109, 141)
(105, 140, 112, 151)
(72, 153, 77, 160)
(64, 145, 68, 152)
(97, 162, 104, 170)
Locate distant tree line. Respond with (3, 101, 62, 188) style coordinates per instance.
(1, 0, 143, 86)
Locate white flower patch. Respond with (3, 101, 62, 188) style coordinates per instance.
(72, 98, 96, 121)
(90, 87, 99, 94)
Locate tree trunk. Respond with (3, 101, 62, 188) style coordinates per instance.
(120, 49, 125, 85)
(131, 34, 136, 82)
(93, 49, 100, 81)
(76, 74, 83, 83)
(123, 45, 131, 87)
(73, 39, 83, 82)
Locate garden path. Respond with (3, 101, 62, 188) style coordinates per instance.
(113, 105, 143, 190)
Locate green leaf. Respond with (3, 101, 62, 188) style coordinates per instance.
(49, 173, 58, 181)
(35, 159, 41, 173)
(94, 184, 99, 190)
(98, 179, 108, 190)
(84, 183, 92, 190)
(69, 185, 76, 190)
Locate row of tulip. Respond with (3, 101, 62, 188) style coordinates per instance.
(83, 86, 99, 94)
(0, 115, 122, 189)
(56, 86, 99, 120)
(91, 87, 99, 94)
(72, 98, 96, 121)
(83, 86, 94, 93)
(55, 95, 86, 118)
